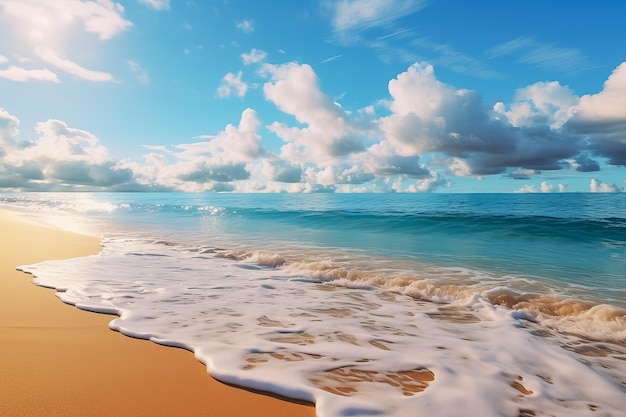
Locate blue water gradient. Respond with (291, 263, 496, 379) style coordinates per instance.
(3, 192, 625, 300)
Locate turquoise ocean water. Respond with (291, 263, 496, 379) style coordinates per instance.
(2, 192, 625, 417)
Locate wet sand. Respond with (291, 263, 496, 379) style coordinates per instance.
(0, 209, 315, 417)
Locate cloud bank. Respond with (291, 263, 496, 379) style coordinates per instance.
(2, 59, 626, 192)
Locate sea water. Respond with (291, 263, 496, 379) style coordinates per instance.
(2, 192, 625, 417)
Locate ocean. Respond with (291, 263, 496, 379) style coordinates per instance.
(2, 192, 625, 417)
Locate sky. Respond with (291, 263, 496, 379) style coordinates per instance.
(1, 0, 626, 193)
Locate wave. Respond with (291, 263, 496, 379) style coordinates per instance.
(209, 244, 626, 343)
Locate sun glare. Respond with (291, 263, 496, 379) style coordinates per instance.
(3, 1, 75, 52)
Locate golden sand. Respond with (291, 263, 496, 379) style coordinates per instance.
(0, 210, 315, 417)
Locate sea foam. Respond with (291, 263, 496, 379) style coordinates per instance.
(20, 238, 626, 417)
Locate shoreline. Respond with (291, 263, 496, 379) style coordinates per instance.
(0, 209, 315, 417)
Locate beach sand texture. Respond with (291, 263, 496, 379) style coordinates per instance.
(0, 210, 315, 417)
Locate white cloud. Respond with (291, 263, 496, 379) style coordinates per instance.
(128, 60, 150, 84)
(0, 65, 60, 82)
(540, 181, 554, 192)
(409, 37, 499, 79)
(130, 109, 268, 191)
(330, 0, 428, 43)
(241, 49, 267, 65)
(321, 55, 343, 64)
(573, 62, 626, 123)
(36, 49, 115, 82)
(217, 71, 248, 98)
(567, 62, 626, 165)
(0, 55, 8, 64)
(487, 36, 590, 73)
(493, 81, 578, 129)
(263, 62, 365, 165)
(138, 0, 170, 10)
(0, 0, 132, 41)
(590, 178, 621, 193)
(0, 107, 20, 140)
(410, 172, 448, 192)
(175, 108, 265, 162)
(236, 19, 254, 33)
(515, 181, 555, 193)
(378, 62, 585, 176)
(5, 55, 626, 193)
(0, 112, 135, 190)
(486, 36, 534, 58)
(262, 160, 302, 183)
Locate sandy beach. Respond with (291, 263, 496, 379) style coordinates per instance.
(0, 210, 315, 417)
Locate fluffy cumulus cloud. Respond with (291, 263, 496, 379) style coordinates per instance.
(566, 63, 626, 165)
(217, 71, 248, 98)
(263, 62, 366, 164)
(378, 63, 583, 177)
(493, 81, 578, 129)
(3, 56, 626, 193)
(515, 181, 564, 193)
(128, 109, 270, 191)
(589, 178, 623, 193)
(0, 109, 135, 190)
(242, 49, 267, 66)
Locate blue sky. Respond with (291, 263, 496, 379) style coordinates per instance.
(1, 0, 625, 193)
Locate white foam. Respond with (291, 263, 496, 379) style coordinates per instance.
(20, 238, 626, 417)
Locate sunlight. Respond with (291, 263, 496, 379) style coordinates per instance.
(2, 1, 75, 52)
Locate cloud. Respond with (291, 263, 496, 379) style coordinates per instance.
(566, 154, 600, 172)
(590, 178, 622, 193)
(263, 62, 366, 164)
(242, 49, 267, 65)
(329, 0, 429, 44)
(236, 19, 254, 33)
(138, 0, 170, 10)
(409, 37, 499, 79)
(485, 36, 534, 58)
(321, 55, 343, 64)
(378, 62, 615, 177)
(126, 109, 272, 191)
(493, 81, 578, 129)
(486, 36, 590, 73)
(570, 62, 626, 124)
(507, 169, 541, 180)
(515, 181, 555, 193)
(379, 63, 517, 161)
(0, 65, 60, 82)
(0, 111, 136, 190)
(37, 49, 115, 82)
(128, 60, 150, 84)
(4, 57, 626, 193)
(0, 55, 8, 64)
(566, 62, 626, 165)
(175, 108, 265, 162)
(176, 162, 250, 183)
(262, 160, 303, 183)
(217, 71, 248, 98)
(0, 0, 132, 41)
